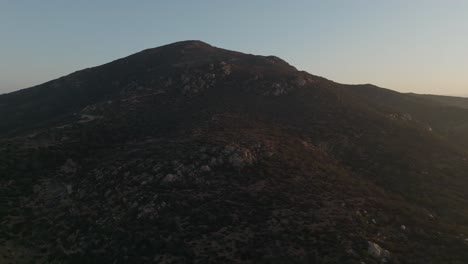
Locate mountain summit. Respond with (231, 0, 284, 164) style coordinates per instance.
(2, 41, 468, 263)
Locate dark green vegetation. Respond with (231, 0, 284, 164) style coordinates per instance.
(1, 41, 468, 263)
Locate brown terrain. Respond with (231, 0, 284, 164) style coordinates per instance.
(1, 41, 468, 263)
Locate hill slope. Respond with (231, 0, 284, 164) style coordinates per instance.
(1, 41, 468, 264)
(410, 93, 468, 109)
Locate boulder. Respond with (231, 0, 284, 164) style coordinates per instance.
(200, 165, 211, 172)
(66, 184, 73, 194)
(368, 241, 390, 260)
(162, 174, 178, 183)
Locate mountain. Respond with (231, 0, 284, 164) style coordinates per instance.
(2, 40, 468, 264)
(409, 94, 468, 109)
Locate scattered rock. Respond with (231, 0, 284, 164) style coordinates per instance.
(368, 241, 390, 261)
(152, 164, 161, 172)
(162, 174, 178, 183)
(183, 85, 191, 93)
(200, 165, 211, 172)
(220, 62, 232, 75)
(272, 83, 286, 96)
(59, 159, 78, 176)
(227, 148, 255, 169)
(294, 77, 307, 87)
(223, 145, 236, 155)
(66, 184, 73, 194)
(209, 157, 217, 166)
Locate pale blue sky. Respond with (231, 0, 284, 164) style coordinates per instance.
(1, 0, 467, 96)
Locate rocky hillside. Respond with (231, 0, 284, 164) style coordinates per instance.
(1, 41, 468, 264)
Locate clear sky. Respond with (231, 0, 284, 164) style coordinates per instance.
(1, 0, 467, 96)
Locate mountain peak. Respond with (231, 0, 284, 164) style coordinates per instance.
(168, 40, 212, 48)
(148, 40, 214, 50)
(151, 40, 214, 52)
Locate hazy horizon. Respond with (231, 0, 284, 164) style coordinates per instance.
(1, 1, 467, 96)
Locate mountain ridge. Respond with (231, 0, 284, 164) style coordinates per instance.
(1, 41, 468, 263)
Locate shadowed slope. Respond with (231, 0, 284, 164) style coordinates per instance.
(1, 41, 468, 263)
